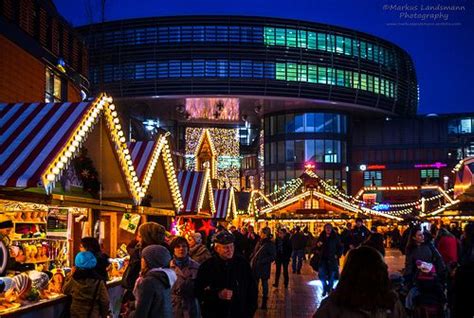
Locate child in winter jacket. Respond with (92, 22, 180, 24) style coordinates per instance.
(63, 251, 110, 318)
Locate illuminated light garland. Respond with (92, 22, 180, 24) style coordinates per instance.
(129, 133, 184, 211)
(192, 168, 216, 216)
(194, 129, 218, 179)
(43, 94, 143, 202)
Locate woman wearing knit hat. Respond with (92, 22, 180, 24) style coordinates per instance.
(129, 245, 177, 318)
(63, 251, 110, 318)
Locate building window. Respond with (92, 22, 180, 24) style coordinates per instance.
(45, 68, 64, 102)
(364, 171, 382, 187)
(420, 169, 439, 184)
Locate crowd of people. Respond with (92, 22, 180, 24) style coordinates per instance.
(61, 219, 474, 318)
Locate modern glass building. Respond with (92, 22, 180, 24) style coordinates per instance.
(79, 16, 421, 193)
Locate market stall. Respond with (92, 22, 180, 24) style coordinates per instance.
(0, 94, 140, 316)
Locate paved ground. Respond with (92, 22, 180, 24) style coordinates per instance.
(255, 248, 404, 318)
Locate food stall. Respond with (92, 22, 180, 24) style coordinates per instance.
(0, 94, 150, 317)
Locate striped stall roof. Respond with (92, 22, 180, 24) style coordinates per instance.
(177, 170, 205, 214)
(0, 102, 93, 188)
(127, 141, 157, 182)
(213, 189, 232, 219)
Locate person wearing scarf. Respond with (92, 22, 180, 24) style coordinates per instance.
(170, 236, 201, 318)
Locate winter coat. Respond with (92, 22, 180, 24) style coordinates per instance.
(63, 269, 110, 318)
(170, 258, 201, 318)
(95, 252, 110, 281)
(122, 245, 142, 291)
(130, 268, 177, 318)
(195, 254, 258, 318)
(317, 231, 343, 272)
(291, 232, 307, 250)
(189, 244, 212, 265)
(314, 295, 406, 318)
(250, 238, 276, 279)
(351, 225, 370, 247)
(275, 235, 292, 263)
(404, 243, 446, 284)
(436, 235, 458, 265)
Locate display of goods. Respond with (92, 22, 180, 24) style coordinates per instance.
(12, 273, 32, 299)
(48, 269, 65, 293)
(28, 271, 50, 290)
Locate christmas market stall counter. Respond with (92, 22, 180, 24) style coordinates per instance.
(0, 277, 124, 318)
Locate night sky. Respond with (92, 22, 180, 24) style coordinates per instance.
(54, 0, 473, 115)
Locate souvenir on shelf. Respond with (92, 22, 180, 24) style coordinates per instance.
(12, 273, 32, 300)
(48, 268, 65, 294)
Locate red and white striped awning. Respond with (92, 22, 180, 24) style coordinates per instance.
(0, 102, 93, 188)
(127, 141, 157, 182)
(213, 188, 233, 220)
(177, 171, 205, 214)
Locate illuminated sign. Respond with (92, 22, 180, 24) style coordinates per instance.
(367, 165, 386, 170)
(373, 204, 390, 211)
(304, 162, 316, 170)
(414, 162, 447, 169)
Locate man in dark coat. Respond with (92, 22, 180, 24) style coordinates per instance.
(351, 218, 370, 247)
(317, 223, 343, 296)
(273, 228, 292, 288)
(250, 227, 276, 309)
(290, 226, 307, 274)
(195, 231, 258, 318)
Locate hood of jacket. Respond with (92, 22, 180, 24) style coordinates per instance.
(145, 268, 177, 288)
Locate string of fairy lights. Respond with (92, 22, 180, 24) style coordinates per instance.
(254, 168, 457, 218)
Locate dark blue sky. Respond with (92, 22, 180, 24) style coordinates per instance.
(54, 0, 473, 114)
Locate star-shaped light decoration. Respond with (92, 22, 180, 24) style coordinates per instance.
(198, 219, 215, 237)
(81, 169, 90, 178)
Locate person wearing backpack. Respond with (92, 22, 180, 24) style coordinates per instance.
(63, 251, 110, 318)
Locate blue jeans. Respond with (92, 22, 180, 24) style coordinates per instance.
(319, 263, 336, 294)
(292, 249, 304, 273)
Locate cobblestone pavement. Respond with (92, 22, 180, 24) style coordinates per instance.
(255, 248, 405, 318)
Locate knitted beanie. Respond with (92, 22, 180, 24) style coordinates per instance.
(75, 251, 97, 269)
(142, 245, 171, 269)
